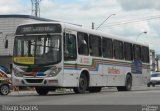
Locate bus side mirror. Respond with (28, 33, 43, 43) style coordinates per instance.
(5, 40, 8, 49)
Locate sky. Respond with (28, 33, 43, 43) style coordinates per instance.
(0, 0, 160, 55)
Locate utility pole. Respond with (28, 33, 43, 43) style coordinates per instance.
(92, 22, 95, 29)
(96, 14, 116, 30)
(31, 0, 42, 17)
(136, 31, 147, 41)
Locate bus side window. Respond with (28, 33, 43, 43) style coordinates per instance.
(77, 32, 89, 55)
(89, 35, 102, 57)
(113, 40, 124, 60)
(102, 37, 113, 58)
(141, 46, 149, 63)
(124, 42, 133, 61)
(133, 44, 141, 61)
(64, 33, 77, 60)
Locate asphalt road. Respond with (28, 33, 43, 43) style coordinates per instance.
(0, 86, 160, 105)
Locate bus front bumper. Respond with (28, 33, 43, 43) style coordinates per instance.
(12, 77, 60, 87)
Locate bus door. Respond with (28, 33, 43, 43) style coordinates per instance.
(63, 30, 78, 87)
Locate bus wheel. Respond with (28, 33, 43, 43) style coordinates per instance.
(117, 75, 132, 91)
(88, 87, 102, 93)
(73, 74, 88, 94)
(0, 84, 10, 95)
(35, 87, 49, 95)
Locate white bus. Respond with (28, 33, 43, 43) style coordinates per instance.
(12, 22, 150, 95)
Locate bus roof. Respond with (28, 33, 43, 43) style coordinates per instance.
(16, 22, 149, 47)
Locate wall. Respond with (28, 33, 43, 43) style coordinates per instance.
(0, 18, 41, 56)
(0, 17, 45, 70)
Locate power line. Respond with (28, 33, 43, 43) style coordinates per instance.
(94, 15, 160, 28)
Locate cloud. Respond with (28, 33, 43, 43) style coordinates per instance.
(117, 0, 160, 11)
(148, 20, 160, 36)
(0, 0, 30, 14)
(40, 0, 120, 26)
(0, 0, 160, 54)
(104, 21, 149, 41)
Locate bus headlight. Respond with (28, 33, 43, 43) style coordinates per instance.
(14, 69, 23, 77)
(48, 67, 61, 77)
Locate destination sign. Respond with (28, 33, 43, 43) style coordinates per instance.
(16, 24, 61, 34)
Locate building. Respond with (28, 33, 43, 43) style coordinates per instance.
(156, 54, 160, 72)
(0, 15, 53, 71)
(150, 49, 156, 71)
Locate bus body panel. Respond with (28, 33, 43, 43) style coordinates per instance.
(103, 59, 130, 86)
(12, 22, 150, 89)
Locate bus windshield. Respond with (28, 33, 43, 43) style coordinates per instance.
(13, 34, 61, 65)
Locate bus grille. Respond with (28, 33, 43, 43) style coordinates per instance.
(25, 79, 43, 83)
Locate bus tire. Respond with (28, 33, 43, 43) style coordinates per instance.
(117, 75, 132, 91)
(35, 87, 49, 95)
(73, 74, 88, 94)
(117, 86, 125, 91)
(88, 87, 102, 93)
(0, 84, 10, 95)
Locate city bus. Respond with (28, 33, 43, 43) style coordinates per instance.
(12, 22, 150, 95)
